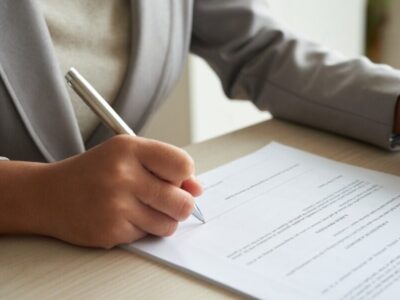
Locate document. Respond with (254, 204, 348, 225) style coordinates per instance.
(124, 143, 400, 299)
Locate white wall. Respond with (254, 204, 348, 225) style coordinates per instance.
(381, 0, 400, 68)
(141, 64, 192, 146)
(143, 0, 366, 146)
(267, 0, 366, 57)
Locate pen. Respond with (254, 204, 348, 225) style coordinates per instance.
(65, 67, 206, 224)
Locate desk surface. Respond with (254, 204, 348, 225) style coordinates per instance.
(2, 119, 400, 299)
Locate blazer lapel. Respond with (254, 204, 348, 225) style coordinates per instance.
(0, 0, 84, 162)
(86, 0, 172, 148)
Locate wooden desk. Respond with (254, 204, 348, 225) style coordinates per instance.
(2, 119, 400, 299)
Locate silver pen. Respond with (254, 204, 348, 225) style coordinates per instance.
(65, 67, 205, 224)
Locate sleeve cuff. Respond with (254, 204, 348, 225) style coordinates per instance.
(0, 157, 9, 161)
(390, 134, 400, 151)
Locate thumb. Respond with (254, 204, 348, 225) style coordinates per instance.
(181, 175, 203, 197)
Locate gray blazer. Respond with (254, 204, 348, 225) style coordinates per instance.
(1, 0, 400, 163)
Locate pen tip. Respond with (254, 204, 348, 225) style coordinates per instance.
(193, 204, 206, 224)
(196, 212, 206, 224)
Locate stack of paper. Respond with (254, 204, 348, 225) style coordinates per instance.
(125, 143, 400, 299)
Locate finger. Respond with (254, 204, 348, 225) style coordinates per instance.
(113, 221, 147, 246)
(86, 220, 147, 249)
(134, 165, 195, 221)
(129, 200, 179, 237)
(129, 227, 147, 242)
(181, 176, 203, 197)
(135, 137, 195, 183)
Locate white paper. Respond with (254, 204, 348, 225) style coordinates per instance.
(124, 143, 400, 299)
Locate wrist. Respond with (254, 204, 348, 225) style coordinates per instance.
(0, 161, 51, 235)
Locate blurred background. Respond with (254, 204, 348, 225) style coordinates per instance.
(142, 0, 400, 147)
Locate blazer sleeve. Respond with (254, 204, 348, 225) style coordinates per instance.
(190, 0, 400, 149)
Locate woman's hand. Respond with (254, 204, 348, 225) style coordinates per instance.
(0, 135, 202, 249)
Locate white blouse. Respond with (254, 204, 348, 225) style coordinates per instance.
(38, 0, 131, 141)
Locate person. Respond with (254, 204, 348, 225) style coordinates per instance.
(1, 0, 399, 249)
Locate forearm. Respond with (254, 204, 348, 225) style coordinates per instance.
(192, 0, 400, 149)
(0, 161, 49, 235)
